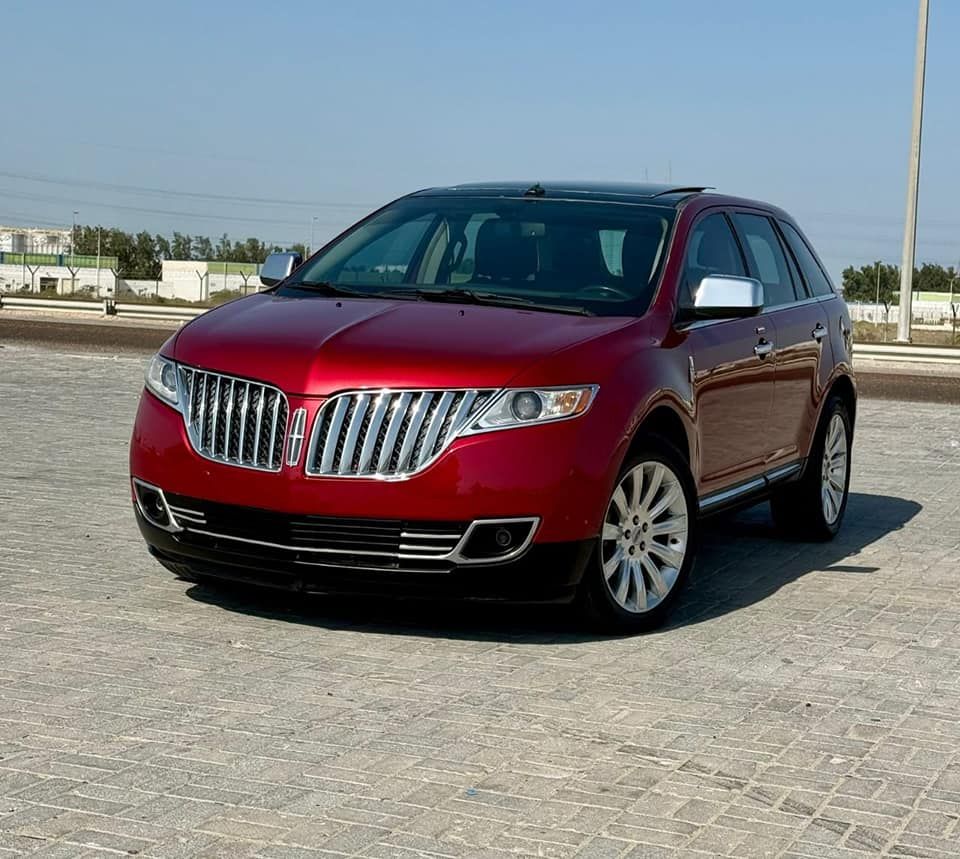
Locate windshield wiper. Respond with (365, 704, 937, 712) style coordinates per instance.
(412, 288, 594, 316)
(283, 280, 364, 297)
(284, 281, 420, 301)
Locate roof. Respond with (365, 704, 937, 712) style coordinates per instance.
(411, 181, 711, 206)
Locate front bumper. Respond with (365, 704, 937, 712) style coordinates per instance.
(136, 506, 594, 603)
(130, 389, 619, 544)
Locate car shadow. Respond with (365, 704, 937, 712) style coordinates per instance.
(184, 492, 921, 642)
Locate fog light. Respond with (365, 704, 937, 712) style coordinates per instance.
(456, 519, 538, 562)
(133, 479, 177, 531)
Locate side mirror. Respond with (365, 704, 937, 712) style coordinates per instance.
(259, 252, 303, 287)
(693, 275, 764, 319)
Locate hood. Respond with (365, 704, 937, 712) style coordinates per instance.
(171, 293, 633, 395)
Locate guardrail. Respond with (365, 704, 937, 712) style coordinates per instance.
(0, 295, 204, 322)
(854, 342, 960, 365)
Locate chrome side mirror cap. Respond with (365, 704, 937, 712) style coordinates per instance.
(259, 252, 303, 287)
(693, 275, 764, 319)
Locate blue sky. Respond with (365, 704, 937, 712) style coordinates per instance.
(2, 0, 958, 280)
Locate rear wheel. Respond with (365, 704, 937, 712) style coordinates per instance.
(770, 395, 852, 541)
(582, 439, 698, 632)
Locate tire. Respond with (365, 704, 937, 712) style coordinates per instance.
(770, 395, 852, 541)
(581, 437, 698, 633)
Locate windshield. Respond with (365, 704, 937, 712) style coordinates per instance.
(279, 196, 676, 316)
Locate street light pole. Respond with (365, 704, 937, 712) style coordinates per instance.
(896, 0, 930, 343)
(875, 260, 882, 326)
(71, 211, 78, 267)
(310, 216, 318, 256)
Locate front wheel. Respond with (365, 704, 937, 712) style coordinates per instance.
(770, 395, 852, 541)
(581, 439, 698, 633)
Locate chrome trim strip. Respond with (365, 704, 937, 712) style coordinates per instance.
(268, 392, 281, 467)
(376, 391, 413, 472)
(698, 477, 766, 511)
(396, 392, 433, 474)
(444, 391, 477, 447)
(320, 397, 351, 473)
(237, 382, 250, 461)
(209, 376, 222, 454)
(357, 393, 390, 473)
(766, 462, 802, 483)
(184, 527, 405, 559)
(285, 408, 308, 467)
(222, 379, 236, 459)
(253, 387, 266, 464)
(698, 460, 804, 511)
(418, 391, 455, 468)
(171, 515, 539, 568)
(339, 393, 371, 475)
(197, 374, 208, 448)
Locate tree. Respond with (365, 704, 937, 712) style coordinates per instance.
(171, 232, 193, 261)
(841, 263, 900, 304)
(192, 235, 214, 261)
(915, 263, 956, 294)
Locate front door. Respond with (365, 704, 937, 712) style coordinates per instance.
(676, 210, 777, 496)
(687, 315, 776, 495)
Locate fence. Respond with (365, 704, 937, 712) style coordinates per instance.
(848, 301, 957, 326)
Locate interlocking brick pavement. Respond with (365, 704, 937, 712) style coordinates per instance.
(1, 341, 959, 858)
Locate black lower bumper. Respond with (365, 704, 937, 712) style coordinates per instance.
(136, 509, 594, 604)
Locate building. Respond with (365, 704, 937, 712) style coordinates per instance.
(0, 225, 73, 255)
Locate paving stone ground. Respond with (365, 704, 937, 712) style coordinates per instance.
(1, 341, 959, 858)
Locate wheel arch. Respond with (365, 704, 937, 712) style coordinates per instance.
(625, 400, 694, 467)
(827, 373, 857, 429)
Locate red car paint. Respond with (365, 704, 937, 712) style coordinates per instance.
(130, 184, 855, 606)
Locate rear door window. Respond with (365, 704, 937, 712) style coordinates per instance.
(731, 213, 798, 308)
(779, 221, 835, 297)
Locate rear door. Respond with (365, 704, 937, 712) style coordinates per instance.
(731, 212, 830, 471)
(678, 211, 776, 497)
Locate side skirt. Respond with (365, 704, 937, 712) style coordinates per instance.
(698, 461, 803, 517)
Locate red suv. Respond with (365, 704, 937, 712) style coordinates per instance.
(131, 182, 855, 631)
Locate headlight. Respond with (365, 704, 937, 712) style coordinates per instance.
(462, 386, 597, 433)
(145, 353, 180, 408)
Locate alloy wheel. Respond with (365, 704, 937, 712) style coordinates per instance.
(600, 461, 689, 614)
(821, 413, 848, 525)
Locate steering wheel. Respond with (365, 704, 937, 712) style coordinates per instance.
(578, 284, 633, 300)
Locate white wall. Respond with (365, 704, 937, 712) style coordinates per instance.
(0, 263, 116, 296)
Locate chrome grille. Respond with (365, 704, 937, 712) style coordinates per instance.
(306, 389, 495, 478)
(179, 366, 289, 471)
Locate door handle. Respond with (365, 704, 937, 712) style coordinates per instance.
(812, 323, 827, 341)
(754, 340, 774, 358)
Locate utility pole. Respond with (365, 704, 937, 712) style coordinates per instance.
(71, 210, 79, 294)
(896, 0, 930, 342)
(95, 227, 101, 291)
(875, 261, 882, 326)
(310, 216, 318, 256)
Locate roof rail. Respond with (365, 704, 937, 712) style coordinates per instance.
(652, 185, 713, 197)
